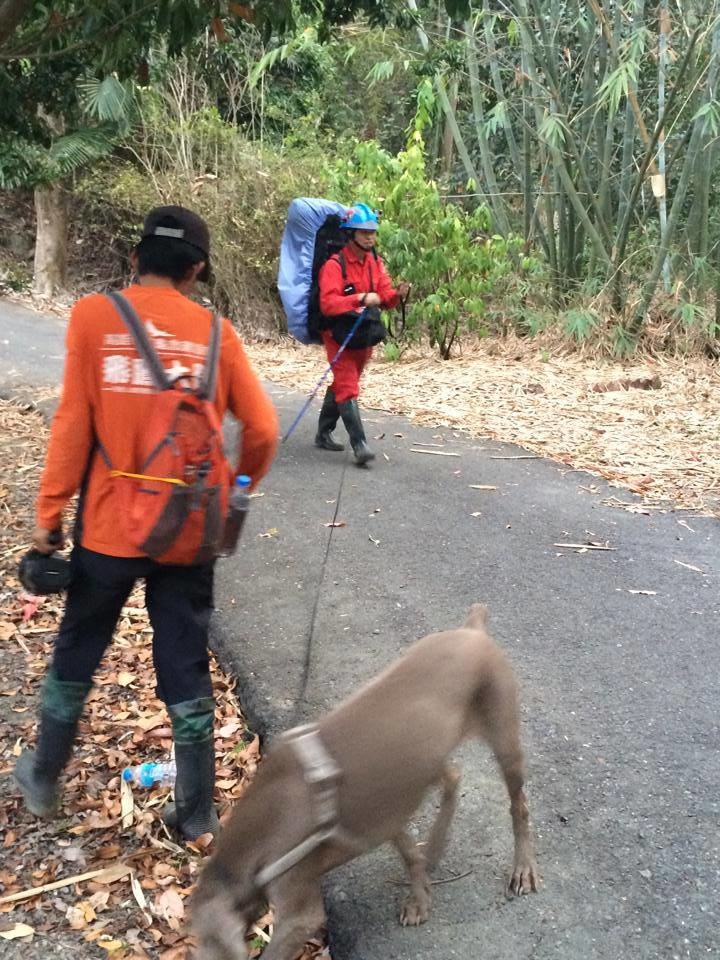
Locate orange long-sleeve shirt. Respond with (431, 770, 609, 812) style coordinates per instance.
(36, 285, 279, 558)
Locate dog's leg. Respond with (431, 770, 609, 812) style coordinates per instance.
(393, 830, 432, 926)
(498, 748, 538, 895)
(261, 873, 325, 960)
(479, 664, 539, 895)
(424, 763, 461, 872)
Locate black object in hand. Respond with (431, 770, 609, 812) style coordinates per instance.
(18, 549, 71, 595)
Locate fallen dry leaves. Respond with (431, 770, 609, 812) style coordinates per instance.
(0, 397, 328, 960)
(245, 337, 720, 516)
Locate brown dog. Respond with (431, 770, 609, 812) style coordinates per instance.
(192, 604, 539, 960)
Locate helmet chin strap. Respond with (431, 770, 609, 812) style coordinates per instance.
(349, 232, 374, 255)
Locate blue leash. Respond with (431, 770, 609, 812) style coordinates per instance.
(282, 311, 366, 444)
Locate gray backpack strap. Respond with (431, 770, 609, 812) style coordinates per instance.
(105, 291, 171, 391)
(198, 312, 222, 401)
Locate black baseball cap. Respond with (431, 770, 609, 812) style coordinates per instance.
(141, 206, 211, 278)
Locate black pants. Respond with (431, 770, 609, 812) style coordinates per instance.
(52, 547, 215, 707)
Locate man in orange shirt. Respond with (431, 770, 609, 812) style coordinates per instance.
(14, 207, 279, 839)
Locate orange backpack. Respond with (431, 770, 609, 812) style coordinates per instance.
(103, 292, 233, 566)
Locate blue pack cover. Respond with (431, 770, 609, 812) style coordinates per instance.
(278, 197, 349, 344)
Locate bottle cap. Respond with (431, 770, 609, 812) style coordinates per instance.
(236, 475, 251, 487)
(121, 767, 133, 782)
(138, 767, 157, 788)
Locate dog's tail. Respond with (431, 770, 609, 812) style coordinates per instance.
(464, 602, 489, 631)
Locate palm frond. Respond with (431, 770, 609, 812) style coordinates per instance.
(249, 26, 318, 88)
(47, 126, 118, 178)
(77, 75, 136, 125)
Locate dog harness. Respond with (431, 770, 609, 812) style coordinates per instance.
(254, 724, 356, 889)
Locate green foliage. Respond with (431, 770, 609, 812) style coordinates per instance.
(367, 59, 398, 85)
(77, 76, 136, 127)
(538, 111, 567, 151)
(48, 126, 118, 178)
(693, 99, 720, 137)
(561, 307, 599, 343)
(484, 102, 507, 138)
(412, 77, 437, 134)
(519, 308, 552, 337)
(0, 255, 31, 294)
(669, 299, 720, 347)
(597, 61, 640, 118)
(0, 123, 117, 188)
(96, 88, 326, 326)
(249, 26, 322, 87)
(675, 300, 706, 330)
(0, 23, 138, 190)
(0, 1, 264, 194)
(612, 324, 636, 358)
(327, 131, 523, 357)
(0, 134, 46, 189)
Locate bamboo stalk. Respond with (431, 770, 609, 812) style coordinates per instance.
(586, 0, 659, 175)
(465, 16, 512, 234)
(407, 0, 482, 191)
(524, 0, 614, 253)
(657, 0, 671, 292)
(481, 0, 523, 174)
(609, 27, 702, 311)
(618, 0, 646, 229)
(630, 17, 720, 331)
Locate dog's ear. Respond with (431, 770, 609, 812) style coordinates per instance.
(464, 603, 488, 629)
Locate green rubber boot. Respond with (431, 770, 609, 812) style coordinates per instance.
(163, 698, 220, 840)
(14, 670, 91, 818)
(338, 397, 375, 465)
(314, 388, 345, 452)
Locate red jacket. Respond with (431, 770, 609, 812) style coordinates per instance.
(319, 244, 399, 317)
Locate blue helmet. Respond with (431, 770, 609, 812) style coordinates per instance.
(343, 202, 380, 231)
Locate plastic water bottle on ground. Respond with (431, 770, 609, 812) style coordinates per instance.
(122, 760, 176, 788)
(220, 475, 252, 557)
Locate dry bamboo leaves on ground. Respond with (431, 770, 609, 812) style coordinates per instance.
(246, 337, 720, 516)
(0, 399, 327, 960)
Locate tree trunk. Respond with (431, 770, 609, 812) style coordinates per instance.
(0, 0, 32, 50)
(33, 183, 68, 298)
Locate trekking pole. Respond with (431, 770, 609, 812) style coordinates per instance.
(282, 311, 366, 444)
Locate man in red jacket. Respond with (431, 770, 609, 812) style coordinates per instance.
(316, 203, 409, 464)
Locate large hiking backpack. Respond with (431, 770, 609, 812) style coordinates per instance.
(102, 292, 234, 566)
(278, 197, 351, 344)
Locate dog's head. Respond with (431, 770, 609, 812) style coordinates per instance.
(464, 603, 488, 630)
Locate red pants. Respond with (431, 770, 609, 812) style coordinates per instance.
(321, 331, 372, 404)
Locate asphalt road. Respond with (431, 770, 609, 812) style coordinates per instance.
(2, 298, 718, 960)
(0, 299, 67, 392)
(214, 386, 719, 960)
